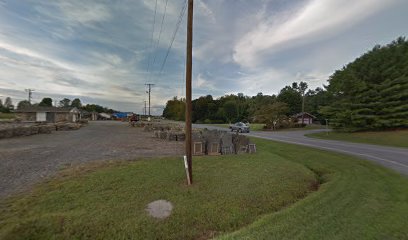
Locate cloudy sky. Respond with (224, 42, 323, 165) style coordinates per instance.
(0, 0, 407, 114)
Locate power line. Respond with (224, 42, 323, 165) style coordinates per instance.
(146, 0, 159, 74)
(159, 0, 188, 74)
(149, 0, 169, 76)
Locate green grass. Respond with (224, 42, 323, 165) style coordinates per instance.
(274, 124, 326, 132)
(0, 113, 15, 120)
(0, 144, 316, 240)
(209, 123, 325, 132)
(306, 129, 408, 148)
(1, 138, 408, 239)
(210, 123, 266, 131)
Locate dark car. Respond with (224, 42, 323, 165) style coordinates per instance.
(229, 122, 250, 133)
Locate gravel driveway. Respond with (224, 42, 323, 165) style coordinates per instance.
(0, 121, 183, 198)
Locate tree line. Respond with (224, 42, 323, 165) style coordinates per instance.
(163, 81, 324, 129)
(0, 97, 116, 114)
(163, 37, 408, 131)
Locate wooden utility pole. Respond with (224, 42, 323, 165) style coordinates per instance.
(25, 89, 34, 104)
(145, 83, 155, 117)
(144, 100, 147, 117)
(185, 0, 194, 185)
(301, 94, 305, 125)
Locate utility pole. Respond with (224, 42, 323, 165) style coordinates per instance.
(25, 89, 35, 104)
(145, 83, 155, 117)
(144, 100, 147, 117)
(185, 0, 194, 185)
(301, 94, 305, 125)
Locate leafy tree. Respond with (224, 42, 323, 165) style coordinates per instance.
(253, 102, 289, 130)
(17, 100, 31, 109)
(277, 85, 302, 115)
(39, 97, 53, 107)
(59, 98, 71, 108)
(4, 97, 13, 110)
(82, 104, 115, 113)
(223, 100, 238, 123)
(71, 98, 82, 108)
(163, 97, 185, 121)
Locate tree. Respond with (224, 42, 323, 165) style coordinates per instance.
(4, 97, 13, 110)
(59, 98, 71, 108)
(277, 85, 302, 115)
(0, 99, 3, 108)
(162, 97, 185, 121)
(321, 37, 408, 131)
(298, 81, 308, 124)
(39, 97, 53, 107)
(17, 100, 31, 109)
(253, 102, 289, 130)
(71, 98, 82, 108)
(222, 100, 238, 123)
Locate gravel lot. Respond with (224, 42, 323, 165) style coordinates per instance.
(0, 121, 183, 198)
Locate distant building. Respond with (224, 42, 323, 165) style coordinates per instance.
(15, 107, 80, 123)
(292, 112, 316, 125)
(99, 112, 112, 120)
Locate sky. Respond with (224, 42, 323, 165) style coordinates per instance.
(0, 0, 407, 114)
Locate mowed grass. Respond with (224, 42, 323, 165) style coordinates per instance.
(210, 123, 325, 132)
(306, 129, 408, 148)
(210, 123, 266, 131)
(0, 141, 317, 240)
(1, 138, 408, 239)
(0, 113, 15, 120)
(219, 139, 408, 239)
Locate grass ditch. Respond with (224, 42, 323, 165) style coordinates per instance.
(1, 137, 407, 239)
(0, 143, 318, 240)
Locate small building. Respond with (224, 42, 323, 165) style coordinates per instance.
(15, 107, 81, 123)
(90, 112, 98, 121)
(293, 112, 316, 125)
(99, 112, 112, 120)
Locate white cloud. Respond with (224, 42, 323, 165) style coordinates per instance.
(34, 1, 112, 27)
(233, 0, 399, 68)
(194, 73, 216, 91)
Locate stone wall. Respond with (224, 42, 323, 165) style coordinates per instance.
(0, 122, 83, 140)
(16, 113, 36, 122)
(55, 113, 70, 122)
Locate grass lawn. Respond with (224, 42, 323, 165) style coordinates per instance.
(306, 129, 408, 148)
(1, 138, 408, 239)
(211, 123, 266, 131)
(0, 113, 15, 120)
(209, 123, 325, 132)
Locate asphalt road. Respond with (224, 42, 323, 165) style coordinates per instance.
(195, 124, 408, 176)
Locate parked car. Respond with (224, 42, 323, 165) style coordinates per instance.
(229, 122, 250, 133)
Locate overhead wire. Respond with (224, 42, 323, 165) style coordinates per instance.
(146, 0, 159, 75)
(149, 0, 169, 79)
(159, 0, 188, 74)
